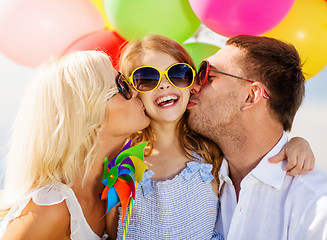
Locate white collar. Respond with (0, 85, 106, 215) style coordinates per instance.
(219, 132, 288, 191)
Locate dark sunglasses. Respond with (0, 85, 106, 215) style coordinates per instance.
(128, 63, 196, 93)
(198, 60, 270, 99)
(116, 72, 133, 100)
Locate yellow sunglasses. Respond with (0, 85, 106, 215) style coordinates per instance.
(128, 63, 196, 93)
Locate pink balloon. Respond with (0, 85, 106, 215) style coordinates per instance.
(0, 0, 104, 67)
(189, 0, 295, 37)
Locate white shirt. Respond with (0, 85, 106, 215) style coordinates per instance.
(216, 133, 327, 240)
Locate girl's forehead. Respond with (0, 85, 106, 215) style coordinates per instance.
(141, 50, 178, 69)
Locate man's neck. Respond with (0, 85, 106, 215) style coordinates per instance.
(221, 128, 283, 200)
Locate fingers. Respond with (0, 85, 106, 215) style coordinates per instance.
(302, 156, 314, 173)
(286, 155, 315, 176)
(269, 137, 315, 176)
(268, 148, 285, 163)
(286, 157, 304, 176)
(282, 137, 315, 176)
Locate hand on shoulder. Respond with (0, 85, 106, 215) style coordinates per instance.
(2, 199, 70, 240)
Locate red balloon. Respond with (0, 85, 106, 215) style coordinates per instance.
(63, 30, 127, 70)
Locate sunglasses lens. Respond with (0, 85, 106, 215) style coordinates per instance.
(197, 61, 208, 85)
(116, 74, 132, 100)
(133, 67, 160, 92)
(168, 64, 194, 88)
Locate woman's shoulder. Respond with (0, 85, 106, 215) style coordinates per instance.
(20, 199, 69, 238)
(1, 188, 70, 239)
(22, 193, 70, 222)
(30, 182, 72, 205)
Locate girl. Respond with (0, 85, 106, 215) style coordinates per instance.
(107, 35, 314, 239)
(0, 51, 150, 240)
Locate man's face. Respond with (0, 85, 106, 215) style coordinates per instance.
(187, 45, 246, 141)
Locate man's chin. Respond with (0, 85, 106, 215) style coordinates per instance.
(187, 114, 200, 132)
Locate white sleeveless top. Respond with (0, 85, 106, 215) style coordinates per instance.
(0, 182, 108, 240)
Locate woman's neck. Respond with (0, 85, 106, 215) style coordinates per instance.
(73, 135, 128, 198)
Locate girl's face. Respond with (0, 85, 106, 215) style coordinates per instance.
(137, 50, 191, 124)
(104, 90, 150, 138)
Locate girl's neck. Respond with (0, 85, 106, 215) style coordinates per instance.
(150, 120, 180, 151)
(145, 120, 191, 181)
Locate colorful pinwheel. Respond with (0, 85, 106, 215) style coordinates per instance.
(100, 140, 148, 238)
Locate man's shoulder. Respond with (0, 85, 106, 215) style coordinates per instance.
(287, 167, 327, 199)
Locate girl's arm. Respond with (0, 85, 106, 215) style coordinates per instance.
(1, 200, 70, 240)
(269, 137, 315, 176)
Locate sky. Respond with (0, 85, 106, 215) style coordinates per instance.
(0, 31, 327, 184)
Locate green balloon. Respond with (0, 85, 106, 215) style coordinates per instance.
(104, 0, 201, 43)
(183, 42, 220, 70)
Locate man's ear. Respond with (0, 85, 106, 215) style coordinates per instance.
(241, 83, 266, 111)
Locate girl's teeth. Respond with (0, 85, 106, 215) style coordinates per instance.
(157, 95, 177, 104)
(162, 102, 174, 107)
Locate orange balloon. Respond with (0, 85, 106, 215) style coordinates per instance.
(264, 0, 327, 80)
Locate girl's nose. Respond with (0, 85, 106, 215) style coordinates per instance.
(158, 74, 171, 90)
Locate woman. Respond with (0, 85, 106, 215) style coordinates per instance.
(0, 51, 150, 239)
(107, 35, 314, 239)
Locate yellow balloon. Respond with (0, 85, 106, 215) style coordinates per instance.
(90, 0, 114, 30)
(264, 0, 327, 80)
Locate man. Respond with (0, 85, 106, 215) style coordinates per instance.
(187, 35, 327, 239)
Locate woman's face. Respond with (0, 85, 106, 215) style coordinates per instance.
(137, 50, 191, 124)
(104, 89, 150, 138)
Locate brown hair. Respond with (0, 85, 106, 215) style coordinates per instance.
(119, 35, 222, 182)
(226, 35, 305, 131)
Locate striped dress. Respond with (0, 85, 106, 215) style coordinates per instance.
(117, 159, 224, 240)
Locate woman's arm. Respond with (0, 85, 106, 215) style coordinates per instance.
(1, 199, 70, 240)
(269, 137, 315, 176)
(106, 204, 120, 240)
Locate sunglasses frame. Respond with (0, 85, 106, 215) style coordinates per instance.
(116, 72, 133, 100)
(128, 63, 196, 93)
(198, 60, 270, 99)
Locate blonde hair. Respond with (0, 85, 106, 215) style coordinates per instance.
(0, 51, 118, 216)
(120, 35, 222, 183)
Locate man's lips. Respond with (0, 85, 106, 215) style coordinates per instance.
(187, 99, 196, 108)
